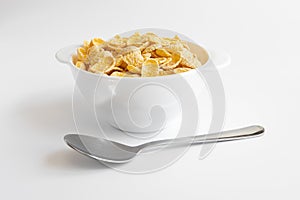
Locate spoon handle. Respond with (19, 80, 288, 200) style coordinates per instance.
(142, 125, 264, 149)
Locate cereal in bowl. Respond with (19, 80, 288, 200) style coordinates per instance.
(72, 32, 202, 77)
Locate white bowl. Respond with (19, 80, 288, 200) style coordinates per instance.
(56, 29, 230, 133)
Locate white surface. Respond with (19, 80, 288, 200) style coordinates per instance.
(1, 0, 299, 199)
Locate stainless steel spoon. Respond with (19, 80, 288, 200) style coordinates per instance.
(64, 125, 264, 163)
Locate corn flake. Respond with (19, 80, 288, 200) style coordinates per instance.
(180, 49, 201, 68)
(173, 67, 191, 74)
(123, 50, 144, 67)
(127, 65, 141, 74)
(110, 71, 126, 77)
(155, 49, 171, 57)
(89, 52, 115, 73)
(75, 61, 86, 70)
(141, 59, 159, 77)
(161, 52, 182, 70)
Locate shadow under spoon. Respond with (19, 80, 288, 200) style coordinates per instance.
(64, 125, 264, 164)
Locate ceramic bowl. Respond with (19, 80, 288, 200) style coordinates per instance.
(56, 29, 230, 133)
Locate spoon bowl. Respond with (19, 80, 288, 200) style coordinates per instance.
(64, 134, 140, 163)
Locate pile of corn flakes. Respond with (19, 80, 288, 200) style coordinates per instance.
(72, 32, 202, 77)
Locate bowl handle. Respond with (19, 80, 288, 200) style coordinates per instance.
(208, 49, 231, 69)
(55, 45, 80, 64)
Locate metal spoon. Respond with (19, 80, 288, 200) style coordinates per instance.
(64, 125, 264, 163)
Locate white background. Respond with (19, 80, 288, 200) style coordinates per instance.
(1, 0, 299, 199)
